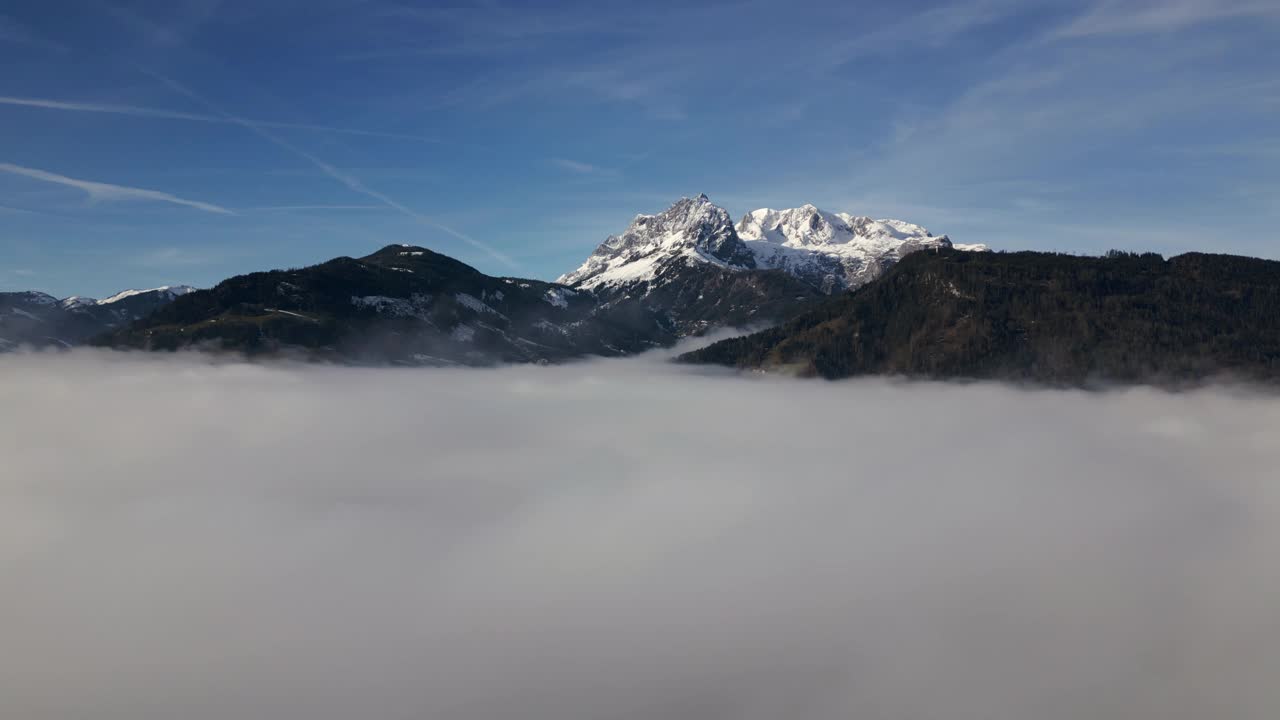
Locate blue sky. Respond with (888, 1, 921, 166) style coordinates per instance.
(1, 0, 1278, 297)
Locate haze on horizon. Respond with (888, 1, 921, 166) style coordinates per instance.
(2, 0, 1278, 297)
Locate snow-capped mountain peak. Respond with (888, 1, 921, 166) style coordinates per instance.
(558, 194, 755, 290)
(561, 196, 984, 299)
(740, 206, 850, 247)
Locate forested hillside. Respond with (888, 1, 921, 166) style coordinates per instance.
(680, 249, 1280, 386)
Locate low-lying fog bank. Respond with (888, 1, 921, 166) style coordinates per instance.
(2, 350, 1278, 720)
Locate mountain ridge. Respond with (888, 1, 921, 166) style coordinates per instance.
(559, 194, 975, 295)
(92, 244, 676, 365)
(555, 194, 973, 335)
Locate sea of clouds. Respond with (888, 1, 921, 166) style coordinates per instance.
(1, 348, 1278, 720)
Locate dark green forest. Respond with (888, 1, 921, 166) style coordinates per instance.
(681, 249, 1280, 386)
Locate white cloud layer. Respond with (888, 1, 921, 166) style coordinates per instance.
(1, 351, 1278, 719)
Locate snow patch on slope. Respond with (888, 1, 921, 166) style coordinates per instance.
(543, 287, 577, 309)
(58, 296, 98, 310)
(455, 293, 505, 317)
(99, 285, 197, 306)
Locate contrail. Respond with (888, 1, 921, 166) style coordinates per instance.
(0, 162, 234, 215)
(138, 69, 515, 268)
(0, 95, 447, 145)
(252, 205, 385, 212)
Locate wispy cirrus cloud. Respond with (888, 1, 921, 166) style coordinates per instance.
(131, 246, 218, 268)
(0, 163, 233, 215)
(551, 158, 603, 174)
(1054, 0, 1280, 38)
(251, 204, 386, 212)
(417, 59, 688, 121)
(0, 95, 445, 144)
(786, 8, 1280, 261)
(815, 0, 1034, 70)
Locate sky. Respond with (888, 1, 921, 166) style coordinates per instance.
(1, 0, 1278, 298)
(3, 349, 1280, 719)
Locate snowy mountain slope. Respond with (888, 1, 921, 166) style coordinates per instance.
(737, 204, 984, 292)
(99, 285, 196, 306)
(58, 296, 98, 310)
(92, 285, 200, 327)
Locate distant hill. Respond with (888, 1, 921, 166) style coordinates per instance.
(0, 286, 195, 351)
(679, 249, 1280, 387)
(93, 245, 675, 365)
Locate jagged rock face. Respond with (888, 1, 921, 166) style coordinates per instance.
(557, 195, 825, 335)
(666, 194, 757, 268)
(558, 194, 755, 291)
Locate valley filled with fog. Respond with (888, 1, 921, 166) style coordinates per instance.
(2, 349, 1278, 720)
